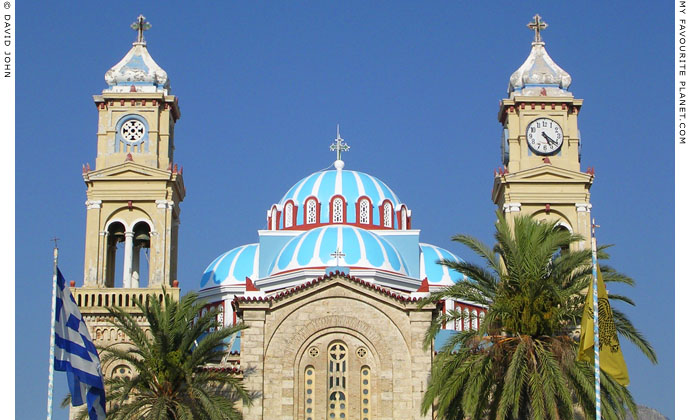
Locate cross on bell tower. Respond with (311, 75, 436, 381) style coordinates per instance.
(527, 14, 548, 43)
(131, 14, 151, 44)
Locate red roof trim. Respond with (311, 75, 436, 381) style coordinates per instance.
(231, 271, 422, 311)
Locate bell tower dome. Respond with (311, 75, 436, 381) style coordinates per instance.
(492, 14, 594, 247)
(82, 15, 185, 288)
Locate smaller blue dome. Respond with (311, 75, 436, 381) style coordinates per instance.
(419, 243, 465, 285)
(201, 244, 259, 288)
(269, 225, 408, 275)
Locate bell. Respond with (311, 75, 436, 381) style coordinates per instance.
(111, 231, 125, 242)
(134, 232, 151, 247)
(134, 232, 150, 242)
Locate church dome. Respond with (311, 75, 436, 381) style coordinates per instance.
(268, 225, 409, 276)
(200, 244, 259, 288)
(419, 243, 466, 286)
(267, 166, 410, 231)
(104, 16, 170, 94)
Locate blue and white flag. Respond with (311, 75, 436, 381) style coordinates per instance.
(53, 268, 106, 420)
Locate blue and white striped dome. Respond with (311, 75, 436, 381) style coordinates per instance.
(200, 244, 259, 288)
(419, 243, 466, 285)
(274, 169, 404, 229)
(269, 225, 409, 275)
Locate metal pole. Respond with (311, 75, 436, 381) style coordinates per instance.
(47, 245, 58, 420)
(591, 222, 601, 420)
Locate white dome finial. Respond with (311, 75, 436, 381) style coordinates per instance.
(104, 16, 170, 94)
(507, 14, 572, 98)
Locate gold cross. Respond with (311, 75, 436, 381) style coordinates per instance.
(50, 237, 59, 249)
(527, 14, 548, 43)
(131, 15, 152, 44)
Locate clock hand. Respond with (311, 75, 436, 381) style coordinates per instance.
(541, 132, 556, 146)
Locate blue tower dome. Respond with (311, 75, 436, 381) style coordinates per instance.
(268, 225, 409, 276)
(200, 244, 260, 288)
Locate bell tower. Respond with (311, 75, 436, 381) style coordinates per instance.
(82, 15, 185, 288)
(492, 15, 594, 247)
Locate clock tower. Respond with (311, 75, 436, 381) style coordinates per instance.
(492, 15, 594, 248)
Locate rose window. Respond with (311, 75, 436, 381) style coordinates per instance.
(120, 119, 146, 143)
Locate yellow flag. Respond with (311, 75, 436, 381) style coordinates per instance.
(577, 263, 630, 386)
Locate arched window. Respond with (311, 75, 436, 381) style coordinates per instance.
(106, 221, 126, 288)
(400, 206, 407, 230)
(328, 342, 347, 419)
(271, 208, 277, 230)
(131, 221, 152, 288)
(284, 202, 294, 228)
(361, 366, 371, 420)
(383, 202, 393, 228)
(359, 199, 370, 225)
(332, 197, 344, 223)
(471, 310, 478, 330)
(463, 308, 470, 331)
(479, 311, 485, 329)
(305, 365, 315, 420)
(306, 199, 318, 224)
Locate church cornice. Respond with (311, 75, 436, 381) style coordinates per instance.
(93, 93, 181, 121)
(83, 161, 185, 201)
(492, 164, 593, 204)
(232, 271, 436, 313)
(498, 97, 583, 124)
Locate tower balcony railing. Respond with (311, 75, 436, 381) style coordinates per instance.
(71, 286, 180, 313)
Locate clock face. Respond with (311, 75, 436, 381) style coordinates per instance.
(526, 118, 563, 155)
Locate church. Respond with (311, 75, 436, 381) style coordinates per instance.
(71, 14, 593, 420)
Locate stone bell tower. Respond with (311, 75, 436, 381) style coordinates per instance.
(82, 15, 185, 289)
(492, 14, 594, 247)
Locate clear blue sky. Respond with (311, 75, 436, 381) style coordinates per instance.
(15, 2, 673, 418)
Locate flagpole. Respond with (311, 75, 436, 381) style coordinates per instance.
(47, 242, 58, 420)
(590, 220, 601, 420)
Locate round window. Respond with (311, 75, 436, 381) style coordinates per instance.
(120, 119, 146, 143)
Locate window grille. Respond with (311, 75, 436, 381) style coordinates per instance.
(359, 200, 370, 224)
(333, 198, 344, 223)
(307, 200, 317, 224)
(285, 203, 293, 228)
(383, 202, 392, 228)
(305, 365, 315, 420)
(328, 342, 347, 419)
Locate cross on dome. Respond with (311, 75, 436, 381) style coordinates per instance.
(330, 124, 350, 165)
(131, 14, 151, 44)
(330, 247, 346, 266)
(527, 14, 548, 43)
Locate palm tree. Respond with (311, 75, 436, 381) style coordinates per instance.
(420, 213, 656, 420)
(67, 290, 251, 419)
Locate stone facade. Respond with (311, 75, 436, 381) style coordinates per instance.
(236, 274, 436, 420)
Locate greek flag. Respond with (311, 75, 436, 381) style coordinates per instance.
(54, 268, 106, 420)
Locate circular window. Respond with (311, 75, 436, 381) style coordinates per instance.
(356, 347, 367, 358)
(120, 119, 146, 143)
(309, 347, 319, 357)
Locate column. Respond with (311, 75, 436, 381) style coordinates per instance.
(122, 231, 134, 288)
(131, 245, 140, 288)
